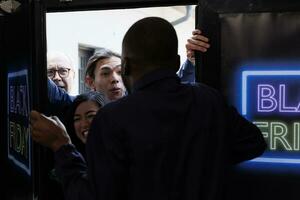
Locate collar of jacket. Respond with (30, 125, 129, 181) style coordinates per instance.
(132, 68, 180, 93)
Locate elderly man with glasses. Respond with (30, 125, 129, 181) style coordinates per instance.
(47, 52, 75, 94)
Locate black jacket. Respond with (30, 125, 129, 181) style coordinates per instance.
(55, 69, 266, 200)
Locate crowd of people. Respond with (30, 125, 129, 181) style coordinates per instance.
(30, 17, 266, 200)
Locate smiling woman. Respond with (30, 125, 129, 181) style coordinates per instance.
(64, 91, 109, 156)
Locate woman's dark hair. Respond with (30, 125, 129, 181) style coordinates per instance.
(64, 91, 109, 157)
(85, 48, 121, 79)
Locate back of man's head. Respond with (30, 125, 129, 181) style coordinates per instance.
(122, 17, 180, 76)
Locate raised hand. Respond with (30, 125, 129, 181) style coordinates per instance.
(30, 110, 71, 152)
(186, 29, 210, 65)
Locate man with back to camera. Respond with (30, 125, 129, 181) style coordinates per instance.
(30, 17, 266, 200)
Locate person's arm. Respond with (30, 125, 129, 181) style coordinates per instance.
(30, 109, 128, 200)
(54, 144, 94, 200)
(56, 108, 129, 200)
(86, 109, 129, 200)
(177, 59, 195, 83)
(30, 111, 93, 200)
(48, 78, 75, 106)
(177, 29, 210, 84)
(193, 84, 266, 164)
(226, 105, 267, 164)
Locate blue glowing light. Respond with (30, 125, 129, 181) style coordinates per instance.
(242, 70, 300, 115)
(239, 69, 300, 166)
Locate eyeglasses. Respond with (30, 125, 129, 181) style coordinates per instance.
(47, 68, 71, 78)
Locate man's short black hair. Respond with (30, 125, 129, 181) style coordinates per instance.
(122, 17, 178, 70)
(85, 48, 121, 79)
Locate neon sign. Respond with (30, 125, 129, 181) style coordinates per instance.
(257, 84, 300, 113)
(7, 69, 31, 175)
(241, 70, 300, 164)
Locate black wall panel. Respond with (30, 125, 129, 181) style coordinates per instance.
(196, 1, 300, 200)
(3, 2, 34, 199)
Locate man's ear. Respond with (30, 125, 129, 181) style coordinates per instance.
(85, 75, 96, 91)
(121, 57, 131, 76)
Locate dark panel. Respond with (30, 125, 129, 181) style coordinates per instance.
(196, 9, 300, 200)
(30, 1, 64, 199)
(30, 1, 57, 199)
(199, 0, 300, 13)
(220, 12, 300, 103)
(196, 1, 300, 200)
(195, 4, 221, 89)
(0, 14, 7, 199)
(46, 0, 197, 12)
(2, 0, 55, 199)
(3, 1, 34, 198)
